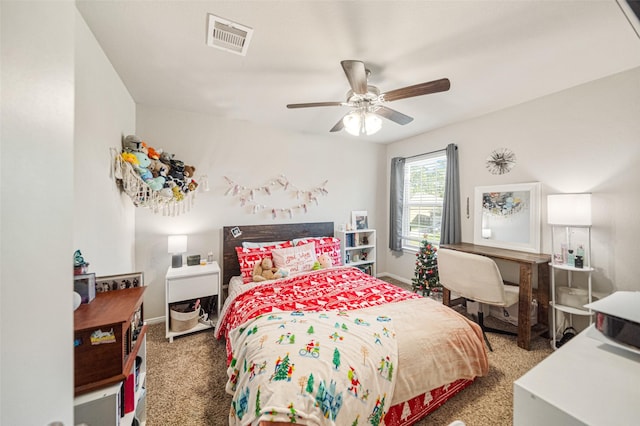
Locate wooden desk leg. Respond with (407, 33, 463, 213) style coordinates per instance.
(443, 288, 451, 306)
(517, 263, 533, 350)
(537, 263, 550, 328)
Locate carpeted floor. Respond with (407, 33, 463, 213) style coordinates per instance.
(145, 279, 553, 426)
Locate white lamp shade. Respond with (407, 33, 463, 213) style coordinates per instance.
(547, 193, 592, 226)
(167, 235, 188, 254)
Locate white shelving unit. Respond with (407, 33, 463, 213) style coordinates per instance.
(165, 261, 220, 342)
(336, 229, 376, 276)
(549, 224, 594, 349)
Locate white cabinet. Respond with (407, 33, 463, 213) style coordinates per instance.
(165, 262, 220, 342)
(514, 325, 640, 425)
(549, 224, 594, 349)
(336, 229, 376, 276)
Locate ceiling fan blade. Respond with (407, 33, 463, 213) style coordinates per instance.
(287, 101, 345, 109)
(375, 106, 414, 125)
(330, 116, 345, 132)
(341, 60, 368, 95)
(382, 78, 450, 102)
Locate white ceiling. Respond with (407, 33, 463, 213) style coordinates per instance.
(77, 0, 640, 144)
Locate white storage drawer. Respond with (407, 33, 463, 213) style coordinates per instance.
(167, 273, 217, 303)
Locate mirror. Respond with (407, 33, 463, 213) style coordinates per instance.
(473, 182, 541, 253)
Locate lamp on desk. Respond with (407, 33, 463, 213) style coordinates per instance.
(168, 235, 188, 268)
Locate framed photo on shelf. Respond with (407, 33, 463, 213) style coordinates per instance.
(351, 210, 369, 230)
(95, 271, 144, 293)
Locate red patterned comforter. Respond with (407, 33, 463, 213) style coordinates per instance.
(216, 265, 488, 424)
(215, 266, 420, 356)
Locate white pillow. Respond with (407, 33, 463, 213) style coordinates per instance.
(271, 242, 317, 274)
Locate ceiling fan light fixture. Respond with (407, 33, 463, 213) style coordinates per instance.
(343, 110, 382, 136)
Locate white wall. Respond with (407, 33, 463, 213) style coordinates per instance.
(0, 5, 136, 423)
(75, 10, 137, 276)
(134, 105, 385, 319)
(383, 66, 640, 295)
(1, 2, 75, 424)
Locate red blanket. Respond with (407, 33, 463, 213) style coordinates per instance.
(216, 267, 420, 361)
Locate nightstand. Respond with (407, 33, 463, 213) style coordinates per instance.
(165, 261, 220, 342)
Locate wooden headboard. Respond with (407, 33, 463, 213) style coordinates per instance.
(221, 222, 334, 285)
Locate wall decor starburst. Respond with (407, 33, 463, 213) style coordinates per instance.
(486, 148, 516, 175)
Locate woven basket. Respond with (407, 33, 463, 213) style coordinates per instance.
(170, 304, 200, 332)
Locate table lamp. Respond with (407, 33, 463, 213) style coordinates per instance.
(168, 235, 187, 268)
(547, 193, 592, 226)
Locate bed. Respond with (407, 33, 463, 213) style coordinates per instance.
(216, 222, 488, 426)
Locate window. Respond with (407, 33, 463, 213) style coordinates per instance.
(401, 151, 447, 250)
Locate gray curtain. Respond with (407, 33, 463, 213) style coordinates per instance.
(440, 144, 461, 244)
(389, 157, 405, 251)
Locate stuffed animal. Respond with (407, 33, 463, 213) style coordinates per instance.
(150, 158, 170, 178)
(123, 135, 143, 152)
(172, 185, 184, 201)
(133, 152, 165, 190)
(312, 254, 333, 270)
(141, 142, 161, 160)
(252, 257, 283, 282)
(318, 254, 333, 269)
(133, 152, 152, 179)
(159, 151, 174, 165)
(121, 152, 139, 166)
(184, 165, 196, 178)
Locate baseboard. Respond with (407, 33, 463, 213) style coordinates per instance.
(376, 272, 411, 285)
(146, 315, 165, 325)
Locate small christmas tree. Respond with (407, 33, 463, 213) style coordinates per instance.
(411, 238, 441, 296)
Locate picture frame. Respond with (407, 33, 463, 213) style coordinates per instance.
(473, 182, 541, 253)
(351, 210, 369, 230)
(95, 271, 144, 293)
(74, 273, 96, 304)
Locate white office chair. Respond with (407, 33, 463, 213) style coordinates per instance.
(437, 248, 519, 351)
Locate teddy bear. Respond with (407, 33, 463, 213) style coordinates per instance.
(252, 257, 283, 282)
(312, 253, 333, 270)
(184, 165, 196, 178)
(318, 253, 333, 269)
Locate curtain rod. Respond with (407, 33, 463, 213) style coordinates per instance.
(404, 146, 449, 160)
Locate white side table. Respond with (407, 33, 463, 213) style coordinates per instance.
(165, 261, 220, 342)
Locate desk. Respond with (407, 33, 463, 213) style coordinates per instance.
(513, 325, 640, 425)
(440, 242, 550, 350)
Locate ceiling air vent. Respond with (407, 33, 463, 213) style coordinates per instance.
(206, 14, 253, 56)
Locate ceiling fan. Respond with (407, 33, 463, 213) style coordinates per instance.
(286, 60, 450, 136)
